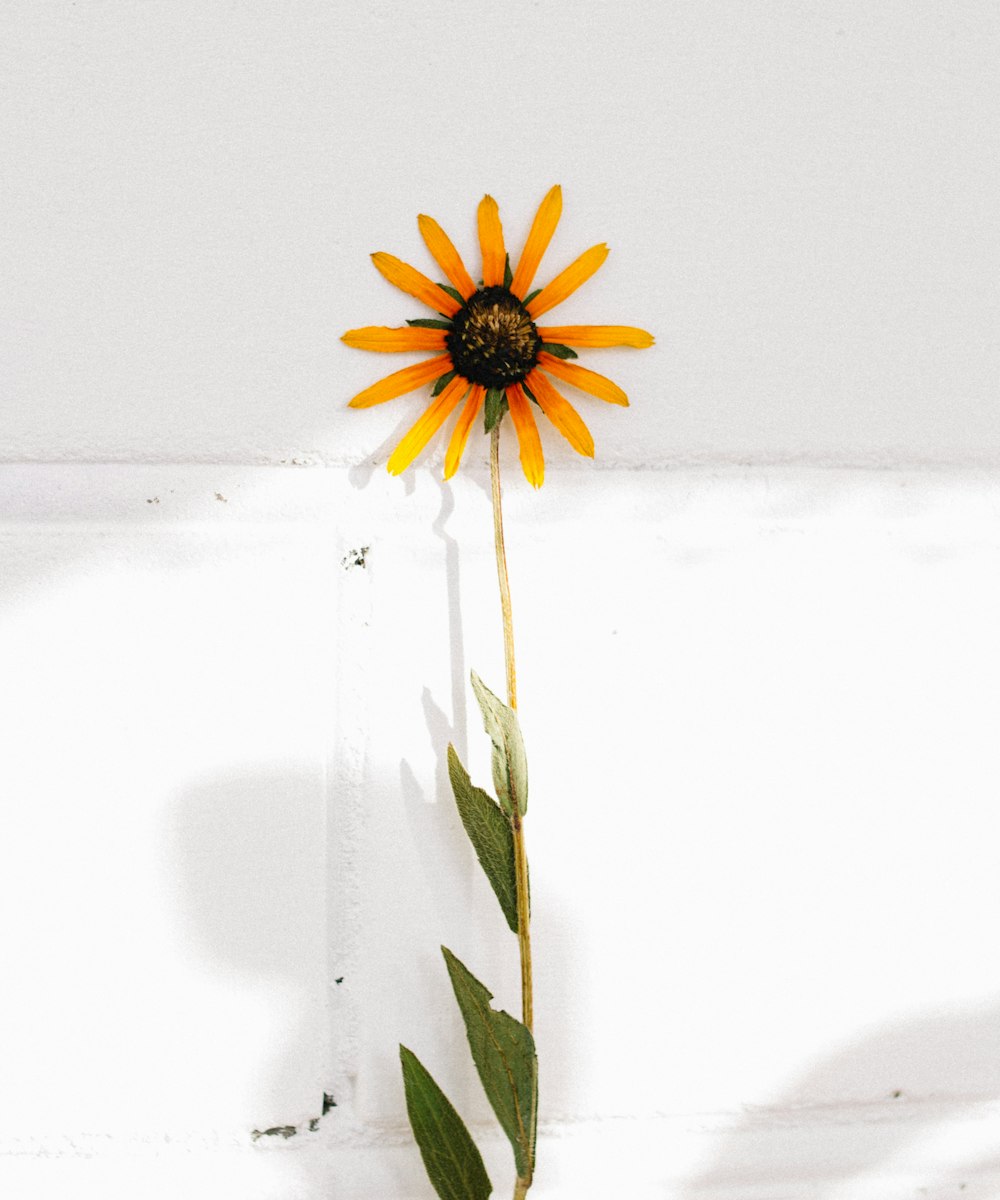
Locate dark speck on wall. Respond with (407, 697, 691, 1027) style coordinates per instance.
(251, 1125, 298, 1141)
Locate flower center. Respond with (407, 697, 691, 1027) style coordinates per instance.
(446, 287, 541, 389)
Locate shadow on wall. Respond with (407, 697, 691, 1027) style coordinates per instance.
(162, 764, 328, 1138)
(676, 997, 1000, 1197)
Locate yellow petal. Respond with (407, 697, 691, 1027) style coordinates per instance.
(536, 351, 629, 406)
(418, 215, 477, 300)
(444, 384, 486, 479)
(506, 384, 545, 488)
(477, 195, 507, 288)
(526, 370, 594, 457)
(510, 184, 562, 300)
(525, 244, 609, 319)
(348, 353, 453, 409)
(371, 252, 460, 317)
(387, 374, 470, 475)
(535, 324, 654, 349)
(342, 325, 448, 353)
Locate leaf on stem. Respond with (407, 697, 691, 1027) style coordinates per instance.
(442, 947, 538, 1181)
(470, 671, 528, 817)
(399, 1045, 493, 1200)
(448, 745, 518, 933)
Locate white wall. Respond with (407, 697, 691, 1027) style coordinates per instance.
(2, 3, 999, 1199)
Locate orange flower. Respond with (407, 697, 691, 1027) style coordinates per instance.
(342, 187, 653, 487)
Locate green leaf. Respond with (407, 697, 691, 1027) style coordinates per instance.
(483, 388, 508, 434)
(400, 1045, 493, 1200)
(448, 745, 518, 933)
(503, 254, 513, 290)
(538, 342, 578, 360)
(438, 283, 464, 304)
(408, 318, 454, 330)
(470, 671, 528, 817)
(523, 288, 542, 305)
(432, 370, 457, 397)
(442, 948, 537, 1182)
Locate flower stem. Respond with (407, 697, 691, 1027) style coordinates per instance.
(490, 426, 518, 712)
(489, 426, 533, 1037)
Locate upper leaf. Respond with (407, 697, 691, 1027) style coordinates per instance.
(442, 949, 538, 1182)
(400, 1044, 493, 1200)
(448, 745, 518, 933)
(470, 671, 528, 817)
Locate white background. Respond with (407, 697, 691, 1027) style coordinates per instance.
(2, 3, 999, 1198)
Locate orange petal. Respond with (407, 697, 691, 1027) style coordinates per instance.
(387, 374, 470, 475)
(536, 351, 629, 406)
(342, 325, 448, 353)
(477, 195, 507, 287)
(526, 370, 594, 457)
(348, 353, 453, 409)
(506, 383, 545, 488)
(510, 185, 562, 299)
(418, 215, 477, 300)
(525, 244, 609, 319)
(371, 252, 460, 317)
(536, 324, 654, 349)
(444, 384, 486, 479)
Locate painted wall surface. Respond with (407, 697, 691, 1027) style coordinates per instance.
(2, 1, 998, 468)
(2, 2, 999, 1199)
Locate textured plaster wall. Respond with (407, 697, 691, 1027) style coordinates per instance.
(3, 466, 1000, 1200)
(2, 2, 1000, 1199)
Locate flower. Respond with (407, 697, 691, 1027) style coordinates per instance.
(342, 187, 653, 487)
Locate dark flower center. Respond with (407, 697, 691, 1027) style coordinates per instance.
(446, 287, 540, 389)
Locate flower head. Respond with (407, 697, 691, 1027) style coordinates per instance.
(342, 187, 653, 487)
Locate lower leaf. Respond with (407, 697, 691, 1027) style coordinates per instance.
(400, 1045, 493, 1200)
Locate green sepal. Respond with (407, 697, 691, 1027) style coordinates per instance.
(438, 283, 464, 304)
(442, 948, 537, 1182)
(523, 288, 542, 305)
(538, 342, 578, 360)
(521, 382, 538, 405)
(448, 745, 518, 933)
(484, 388, 508, 434)
(503, 254, 513, 289)
(408, 318, 453, 330)
(470, 671, 528, 817)
(432, 370, 457, 397)
(399, 1045, 493, 1200)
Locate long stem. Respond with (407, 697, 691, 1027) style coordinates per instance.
(490, 426, 534, 1199)
(490, 427, 518, 711)
(489, 426, 533, 1040)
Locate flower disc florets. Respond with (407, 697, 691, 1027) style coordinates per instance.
(446, 286, 541, 389)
